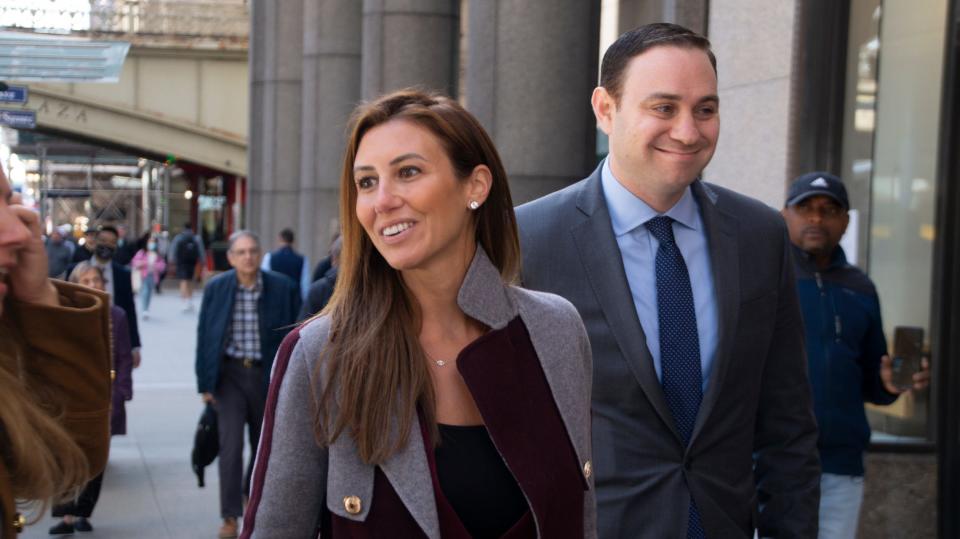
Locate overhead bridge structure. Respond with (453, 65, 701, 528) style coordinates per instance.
(2, 1, 250, 176)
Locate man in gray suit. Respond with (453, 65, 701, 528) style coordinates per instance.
(517, 23, 820, 538)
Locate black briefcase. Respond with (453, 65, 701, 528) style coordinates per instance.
(191, 403, 219, 487)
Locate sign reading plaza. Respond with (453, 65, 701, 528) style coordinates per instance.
(0, 109, 37, 129)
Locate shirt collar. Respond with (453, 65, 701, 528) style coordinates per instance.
(600, 157, 701, 236)
(237, 271, 263, 293)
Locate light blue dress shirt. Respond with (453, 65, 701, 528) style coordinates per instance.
(601, 159, 719, 392)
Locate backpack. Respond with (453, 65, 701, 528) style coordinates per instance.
(178, 234, 200, 265)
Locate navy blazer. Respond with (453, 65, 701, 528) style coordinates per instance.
(195, 269, 301, 393)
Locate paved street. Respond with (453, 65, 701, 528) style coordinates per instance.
(24, 283, 235, 539)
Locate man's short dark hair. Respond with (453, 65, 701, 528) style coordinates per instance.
(97, 225, 119, 239)
(600, 23, 717, 105)
(183, 222, 192, 230)
(280, 228, 295, 244)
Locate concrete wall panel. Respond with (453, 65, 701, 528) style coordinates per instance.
(465, 0, 600, 204)
(200, 60, 249, 137)
(139, 58, 201, 124)
(703, 0, 796, 208)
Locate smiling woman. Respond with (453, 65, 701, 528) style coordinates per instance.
(242, 91, 596, 539)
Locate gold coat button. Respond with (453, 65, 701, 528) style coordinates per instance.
(344, 495, 362, 515)
(13, 512, 26, 532)
(583, 460, 593, 479)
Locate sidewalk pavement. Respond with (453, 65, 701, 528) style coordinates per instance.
(23, 284, 238, 539)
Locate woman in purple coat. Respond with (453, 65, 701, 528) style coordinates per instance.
(48, 261, 134, 535)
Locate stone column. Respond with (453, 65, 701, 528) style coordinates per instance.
(247, 0, 304, 246)
(299, 0, 362, 266)
(361, 0, 460, 99)
(617, 0, 708, 35)
(701, 0, 797, 207)
(465, 1, 601, 203)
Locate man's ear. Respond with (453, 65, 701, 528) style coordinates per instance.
(591, 86, 616, 136)
(466, 165, 493, 207)
(839, 212, 851, 236)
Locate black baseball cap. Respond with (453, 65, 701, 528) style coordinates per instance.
(785, 172, 849, 210)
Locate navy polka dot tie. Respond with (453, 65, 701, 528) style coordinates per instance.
(645, 216, 706, 539)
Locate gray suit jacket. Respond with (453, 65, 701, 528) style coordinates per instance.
(516, 166, 820, 539)
(245, 248, 597, 538)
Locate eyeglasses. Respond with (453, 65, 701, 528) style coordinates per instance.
(790, 203, 846, 219)
(230, 248, 261, 257)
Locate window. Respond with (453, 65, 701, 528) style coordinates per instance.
(841, 0, 948, 443)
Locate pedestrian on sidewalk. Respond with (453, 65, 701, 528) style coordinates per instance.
(0, 168, 112, 538)
(781, 172, 931, 538)
(260, 227, 311, 301)
(299, 235, 340, 319)
(44, 226, 73, 279)
(169, 223, 206, 312)
(49, 261, 135, 535)
(132, 235, 167, 319)
(195, 230, 300, 539)
(81, 225, 142, 368)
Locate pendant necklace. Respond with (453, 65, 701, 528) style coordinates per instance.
(425, 350, 452, 367)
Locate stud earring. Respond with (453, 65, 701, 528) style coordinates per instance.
(469, 200, 480, 210)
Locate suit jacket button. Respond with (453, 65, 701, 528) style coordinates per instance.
(583, 460, 593, 479)
(684, 458, 693, 471)
(13, 512, 26, 532)
(343, 495, 362, 515)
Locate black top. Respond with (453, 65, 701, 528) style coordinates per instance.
(435, 424, 528, 538)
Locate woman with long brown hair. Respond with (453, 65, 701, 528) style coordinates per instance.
(242, 90, 595, 539)
(0, 168, 112, 537)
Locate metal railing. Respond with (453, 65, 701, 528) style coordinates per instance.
(0, 1, 249, 39)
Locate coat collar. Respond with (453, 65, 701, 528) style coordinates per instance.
(456, 246, 518, 331)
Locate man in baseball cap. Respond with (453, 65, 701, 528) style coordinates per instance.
(782, 171, 929, 538)
(783, 172, 850, 269)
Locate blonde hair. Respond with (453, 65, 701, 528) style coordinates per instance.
(0, 322, 89, 521)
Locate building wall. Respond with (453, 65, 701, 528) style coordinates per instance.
(703, 0, 796, 209)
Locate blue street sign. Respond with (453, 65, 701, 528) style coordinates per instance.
(0, 85, 27, 104)
(0, 109, 36, 129)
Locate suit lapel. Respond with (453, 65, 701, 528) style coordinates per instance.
(690, 181, 740, 443)
(571, 172, 680, 442)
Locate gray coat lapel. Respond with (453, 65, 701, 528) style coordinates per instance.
(325, 394, 441, 539)
(570, 173, 680, 442)
(325, 425, 375, 520)
(690, 181, 740, 443)
(377, 414, 441, 539)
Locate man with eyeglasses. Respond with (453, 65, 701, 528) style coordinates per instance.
(195, 230, 301, 538)
(782, 172, 930, 538)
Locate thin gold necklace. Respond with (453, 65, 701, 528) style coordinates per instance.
(424, 350, 453, 367)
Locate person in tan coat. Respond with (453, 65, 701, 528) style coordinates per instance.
(0, 167, 112, 537)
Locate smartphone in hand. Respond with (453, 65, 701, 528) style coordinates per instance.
(891, 326, 924, 391)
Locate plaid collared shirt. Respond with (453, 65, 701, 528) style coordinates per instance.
(224, 273, 262, 360)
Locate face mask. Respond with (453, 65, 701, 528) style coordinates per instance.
(95, 245, 116, 260)
(148, 242, 157, 251)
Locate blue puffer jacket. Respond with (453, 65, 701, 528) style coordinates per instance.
(195, 269, 301, 394)
(792, 245, 898, 476)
